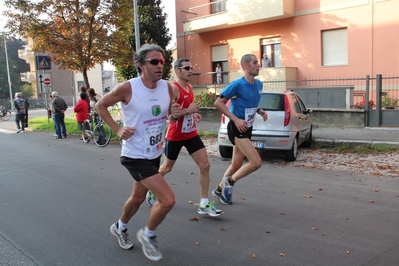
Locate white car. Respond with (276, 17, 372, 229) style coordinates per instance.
(218, 90, 313, 161)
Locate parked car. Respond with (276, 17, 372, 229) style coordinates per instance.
(218, 90, 313, 161)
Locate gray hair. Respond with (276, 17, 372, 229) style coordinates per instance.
(15, 92, 21, 97)
(174, 58, 190, 69)
(52, 91, 58, 97)
(134, 44, 165, 74)
(240, 54, 256, 68)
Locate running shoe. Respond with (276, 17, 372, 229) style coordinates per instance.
(146, 190, 157, 206)
(110, 222, 134, 249)
(136, 228, 163, 261)
(222, 176, 234, 202)
(212, 188, 232, 205)
(197, 201, 223, 217)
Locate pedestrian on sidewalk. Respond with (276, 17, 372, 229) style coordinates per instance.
(73, 93, 89, 140)
(14, 92, 26, 133)
(95, 44, 179, 262)
(146, 58, 223, 217)
(212, 54, 268, 204)
(51, 91, 68, 139)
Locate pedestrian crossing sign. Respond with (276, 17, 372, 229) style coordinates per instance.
(36, 56, 52, 70)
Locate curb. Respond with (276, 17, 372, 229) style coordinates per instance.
(314, 138, 399, 147)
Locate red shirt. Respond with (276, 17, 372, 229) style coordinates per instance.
(73, 99, 89, 123)
(166, 82, 198, 141)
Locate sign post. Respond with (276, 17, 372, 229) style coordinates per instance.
(39, 73, 52, 93)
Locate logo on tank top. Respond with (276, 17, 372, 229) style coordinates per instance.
(152, 105, 161, 116)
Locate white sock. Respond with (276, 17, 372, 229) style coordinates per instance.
(118, 219, 127, 232)
(144, 226, 155, 238)
(200, 198, 209, 206)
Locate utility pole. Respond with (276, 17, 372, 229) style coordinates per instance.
(3, 33, 13, 110)
(133, 0, 140, 77)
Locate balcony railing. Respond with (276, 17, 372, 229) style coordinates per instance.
(20, 72, 36, 82)
(181, 0, 227, 20)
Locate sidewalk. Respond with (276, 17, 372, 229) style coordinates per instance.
(196, 121, 399, 147)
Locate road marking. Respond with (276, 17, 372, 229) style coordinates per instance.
(0, 129, 16, 134)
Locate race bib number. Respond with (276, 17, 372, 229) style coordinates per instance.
(245, 107, 257, 127)
(144, 125, 164, 155)
(181, 114, 196, 133)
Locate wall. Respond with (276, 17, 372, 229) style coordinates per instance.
(199, 107, 365, 128)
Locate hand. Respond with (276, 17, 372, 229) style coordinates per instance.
(188, 102, 200, 114)
(234, 119, 249, 133)
(259, 109, 268, 121)
(118, 127, 135, 140)
(171, 101, 181, 118)
(194, 113, 202, 122)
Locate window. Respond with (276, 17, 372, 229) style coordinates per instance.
(212, 45, 228, 84)
(210, 0, 226, 14)
(261, 37, 281, 68)
(322, 28, 348, 66)
(77, 81, 85, 92)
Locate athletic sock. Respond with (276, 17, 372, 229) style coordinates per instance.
(144, 226, 155, 238)
(117, 219, 127, 233)
(200, 198, 209, 207)
(228, 177, 235, 185)
(216, 186, 222, 192)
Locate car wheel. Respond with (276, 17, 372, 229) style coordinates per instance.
(302, 127, 313, 148)
(219, 145, 233, 158)
(284, 137, 298, 161)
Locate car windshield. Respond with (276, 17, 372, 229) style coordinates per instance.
(258, 94, 284, 111)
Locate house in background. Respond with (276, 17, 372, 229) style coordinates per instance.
(175, 0, 399, 94)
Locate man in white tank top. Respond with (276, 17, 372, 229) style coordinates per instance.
(95, 44, 180, 262)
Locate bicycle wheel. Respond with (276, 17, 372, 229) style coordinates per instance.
(93, 122, 111, 147)
(1, 111, 11, 121)
(81, 120, 91, 143)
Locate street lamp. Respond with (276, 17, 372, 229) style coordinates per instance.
(133, 0, 140, 77)
(3, 33, 13, 110)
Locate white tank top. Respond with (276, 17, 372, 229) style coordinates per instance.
(121, 78, 170, 159)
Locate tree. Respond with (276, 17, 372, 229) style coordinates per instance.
(4, 0, 129, 88)
(0, 34, 30, 103)
(112, 0, 173, 81)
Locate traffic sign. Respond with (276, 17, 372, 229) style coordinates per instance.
(39, 73, 52, 93)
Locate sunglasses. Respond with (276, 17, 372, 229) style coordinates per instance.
(179, 66, 194, 71)
(145, 58, 165, 65)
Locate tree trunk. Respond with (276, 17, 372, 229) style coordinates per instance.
(82, 68, 90, 89)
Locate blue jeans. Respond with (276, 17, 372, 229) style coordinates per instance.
(53, 113, 66, 138)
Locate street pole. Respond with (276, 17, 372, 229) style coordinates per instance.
(133, 0, 141, 77)
(3, 33, 13, 110)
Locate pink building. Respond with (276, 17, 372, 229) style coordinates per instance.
(175, 0, 399, 93)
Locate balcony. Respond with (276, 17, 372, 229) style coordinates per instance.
(20, 72, 36, 82)
(18, 49, 34, 63)
(182, 0, 294, 34)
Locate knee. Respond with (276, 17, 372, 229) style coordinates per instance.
(159, 164, 172, 176)
(131, 194, 146, 205)
(251, 159, 262, 171)
(199, 161, 210, 172)
(158, 195, 175, 211)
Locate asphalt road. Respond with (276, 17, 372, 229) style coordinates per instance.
(1, 129, 399, 265)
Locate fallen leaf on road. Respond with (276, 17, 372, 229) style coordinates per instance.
(369, 200, 375, 203)
(312, 228, 318, 230)
(346, 251, 350, 254)
(170, 183, 177, 185)
(189, 217, 202, 222)
(238, 197, 246, 200)
(252, 254, 257, 259)
(195, 242, 200, 245)
(374, 189, 380, 192)
(280, 253, 285, 257)
(189, 172, 194, 175)
(188, 201, 193, 204)
(303, 195, 315, 198)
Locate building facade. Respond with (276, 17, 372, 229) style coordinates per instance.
(175, 0, 399, 89)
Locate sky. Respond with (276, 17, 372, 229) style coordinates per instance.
(0, 1, 177, 46)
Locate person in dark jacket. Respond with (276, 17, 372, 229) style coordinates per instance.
(14, 92, 26, 133)
(51, 91, 68, 139)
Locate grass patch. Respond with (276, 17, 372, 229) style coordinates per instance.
(325, 143, 399, 154)
(30, 117, 81, 135)
(198, 130, 218, 138)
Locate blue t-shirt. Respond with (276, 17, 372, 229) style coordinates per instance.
(220, 77, 262, 123)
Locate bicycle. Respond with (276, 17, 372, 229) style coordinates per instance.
(81, 110, 113, 147)
(1, 106, 12, 121)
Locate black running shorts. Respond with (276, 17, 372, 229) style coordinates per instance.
(120, 155, 161, 182)
(227, 120, 253, 145)
(165, 135, 205, 161)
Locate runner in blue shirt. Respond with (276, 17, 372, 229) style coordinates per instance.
(212, 54, 268, 204)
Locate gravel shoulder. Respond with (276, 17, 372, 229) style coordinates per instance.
(199, 137, 399, 178)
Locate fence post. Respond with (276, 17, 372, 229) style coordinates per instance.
(365, 75, 370, 127)
(376, 74, 382, 127)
